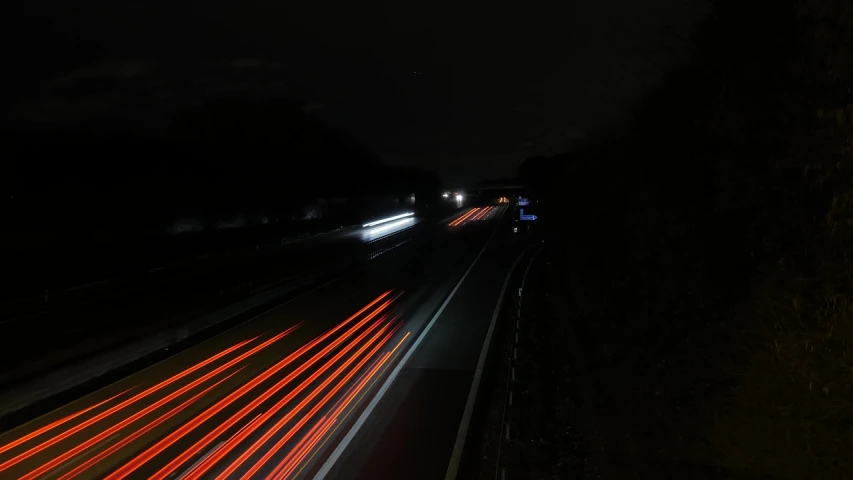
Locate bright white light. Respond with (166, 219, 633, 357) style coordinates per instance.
(455, 194, 463, 200)
(366, 218, 413, 235)
(362, 218, 415, 241)
(442, 192, 449, 198)
(362, 212, 415, 228)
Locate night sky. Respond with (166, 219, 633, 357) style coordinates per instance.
(8, 0, 706, 185)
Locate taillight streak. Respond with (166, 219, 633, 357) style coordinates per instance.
(228, 321, 398, 480)
(257, 324, 399, 480)
(473, 206, 493, 220)
(116, 292, 397, 480)
(284, 354, 390, 480)
(270, 416, 334, 480)
(197, 316, 393, 479)
(330, 336, 406, 420)
(0, 389, 132, 457)
(449, 208, 479, 227)
(0, 335, 262, 474)
(272, 417, 336, 480)
(288, 333, 410, 479)
(449, 208, 475, 226)
(18, 326, 298, 480)
(56, 370, 242, 480)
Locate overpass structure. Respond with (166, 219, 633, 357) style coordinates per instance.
(457, 184, 525, 198)
(467, 184, 524, 190)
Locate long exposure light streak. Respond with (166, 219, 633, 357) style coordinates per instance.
(111, 291, 398, 480)
(0, 334, 269, 474)
(195, 318, 395, 479)
(234, 323, 399, 480)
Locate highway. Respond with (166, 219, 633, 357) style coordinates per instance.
(0, 213, 425, 395)
(0, 202, 528, 479)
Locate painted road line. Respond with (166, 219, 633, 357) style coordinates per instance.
(314, 207, 508, 480)
(443, 246, 531, 480)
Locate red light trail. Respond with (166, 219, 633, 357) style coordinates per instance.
(238, 323, 399, 479)
(193, 317, 396, 479)
(110, 291, 398, 480)
(0, 334, 272, 474)
(0, 290, 409, 480)
(449, 208, 480, 226)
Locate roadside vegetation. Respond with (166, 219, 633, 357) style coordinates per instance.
(521, 0, 853, 477)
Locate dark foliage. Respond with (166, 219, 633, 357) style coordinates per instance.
(524, 0, 853, 477)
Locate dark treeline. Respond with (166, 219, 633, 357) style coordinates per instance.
(4, 97, 441, 297)
(523, 0, 852, 478)
(7, 97, 440, 235)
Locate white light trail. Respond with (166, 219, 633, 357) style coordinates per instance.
(362, 212, 415, 228)
(364, 218, 413, 236)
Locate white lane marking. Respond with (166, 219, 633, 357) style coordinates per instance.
(314, 207, 509, 480)
(443, 246, 529, 480)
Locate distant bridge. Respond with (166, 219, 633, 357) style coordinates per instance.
(456, 184, 525, 196)
(467, 184, 524, 190)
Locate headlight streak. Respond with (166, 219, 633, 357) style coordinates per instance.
(367, 218, 412, 234)
(365, 224, 415, 245)
(361, 213, 414, 228)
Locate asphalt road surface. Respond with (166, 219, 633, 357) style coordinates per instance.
(0, 203, 529, 479)
(0, 212, 424, 390)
